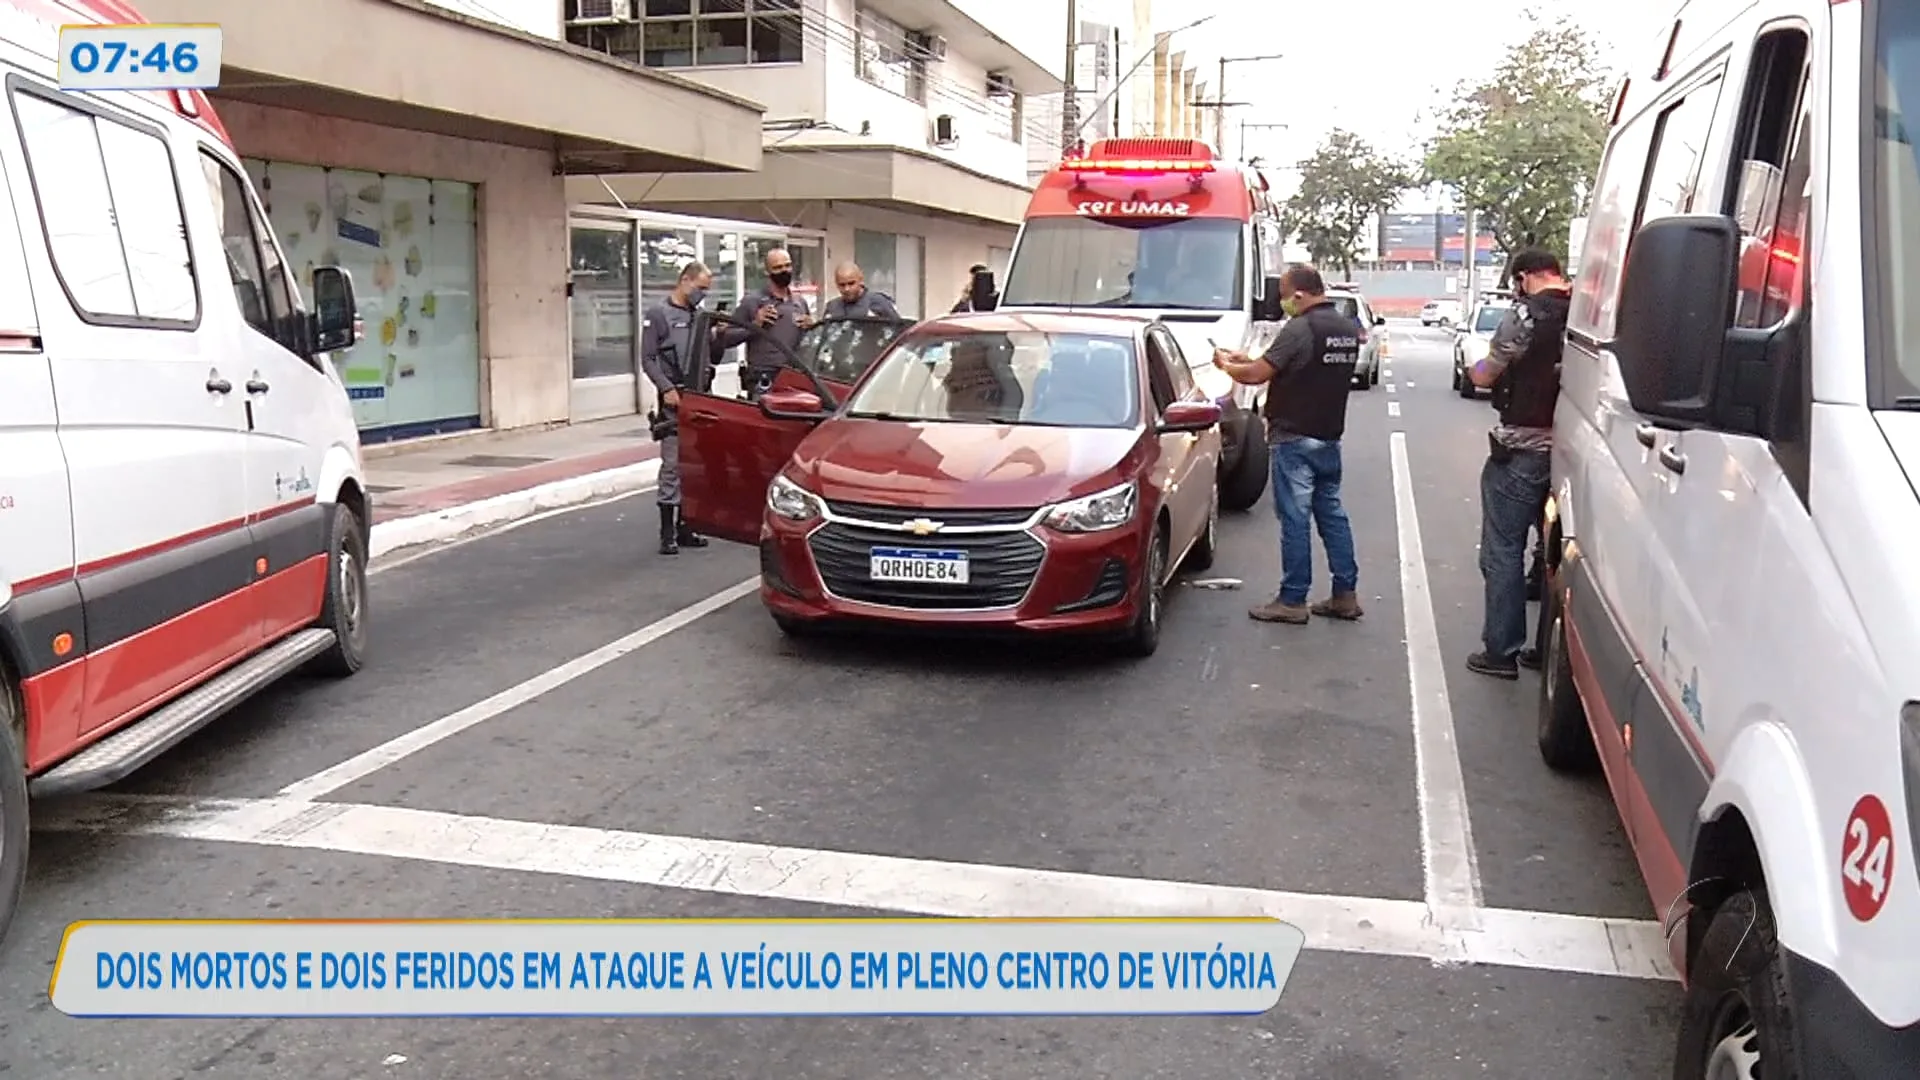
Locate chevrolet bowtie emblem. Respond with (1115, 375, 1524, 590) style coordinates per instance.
(904, 518, 944, 536)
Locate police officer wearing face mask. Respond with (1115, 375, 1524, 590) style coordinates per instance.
(718, 247, 813, 400)
(641, 261, 715, 555)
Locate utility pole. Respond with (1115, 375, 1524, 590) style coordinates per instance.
(1061, 0, 1079, 156)
(1216, 56, 1226, 151)
(1461, 204, 1478, 315)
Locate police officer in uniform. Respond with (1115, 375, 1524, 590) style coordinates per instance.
(1462, 248, 1571, 679)
(824, 261, 901, 319)
(641, 261, 715, 555)
(719, 247, 812, 400)
(1211, 265, 1364, 625)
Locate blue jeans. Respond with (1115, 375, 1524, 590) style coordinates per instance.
(1479, 447, 1552, 660)
(1270, 438, 1358, 605)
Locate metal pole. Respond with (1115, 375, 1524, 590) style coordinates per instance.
(1461, 205, 1477, 315)
(1216, 56, 1226, 152)
(1069, 14, 1214, 143)
(1061, 0, 1079, 155)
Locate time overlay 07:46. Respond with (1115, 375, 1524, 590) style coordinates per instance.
(58, 24, 222, 91)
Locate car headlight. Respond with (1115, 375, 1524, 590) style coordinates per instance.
(767, 473, 824, 522)
(1042, 481, 1137, 533)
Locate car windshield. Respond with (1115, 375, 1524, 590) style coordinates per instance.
(843, 330, 1141, 428)
(1873, 0, 1920, 403)
(1326, 296, 1362, 322)
(1000, 217, 1243, 310)
(1474, 305, 1508, 333)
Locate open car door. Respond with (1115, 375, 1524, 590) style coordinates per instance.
(679, 307, 846, 545)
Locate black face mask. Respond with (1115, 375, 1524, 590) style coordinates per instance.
(769, 270, 793, 288)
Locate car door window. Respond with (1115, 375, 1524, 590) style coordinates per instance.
(798, 316, 911, 385)
(199, 151, 299, 356)
(1144, 334, 1178, 412)
(12, 88, 197, 325)
(1153, 329, 1195, 397)
(242, 185, 302, 353)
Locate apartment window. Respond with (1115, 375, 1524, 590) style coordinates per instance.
(564, 0, 802, 68)
(12, 88, 197, 325)
(855, 5, 925, 104)
(985, 75, 1020, 142)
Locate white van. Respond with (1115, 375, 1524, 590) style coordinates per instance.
(0, 2, 368, 946)
(1538, 0, 1920, 1073)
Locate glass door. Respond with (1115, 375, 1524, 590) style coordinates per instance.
(568, 217, 639, 422)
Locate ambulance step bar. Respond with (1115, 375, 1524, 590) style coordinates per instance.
(29, 628, 338, 798)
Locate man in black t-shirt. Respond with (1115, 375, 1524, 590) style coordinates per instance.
(1213, 265, 1363, 625)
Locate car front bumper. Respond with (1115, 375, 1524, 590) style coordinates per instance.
(757, 510, 1150, 634)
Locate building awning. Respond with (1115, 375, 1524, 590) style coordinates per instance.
(134, 0, 766, 175)
(571, 144, 1034, 228)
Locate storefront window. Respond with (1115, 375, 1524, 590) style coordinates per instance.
(245, 158, 481, 437)
(638, 226, 699, 309)
(854, 228, 924, 318)
(742, 233, 812, 313)
(788, 239, 823, 312)
(570, 222, 634, 380)
(702, 229, 740, 305)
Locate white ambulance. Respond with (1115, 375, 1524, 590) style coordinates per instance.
(0, 0, 369, 946)
(1538, 0, 1920, 1073)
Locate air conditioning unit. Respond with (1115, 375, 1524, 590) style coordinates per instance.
(931, 114, 957, 145)
(567, 0, 632, 25)
(986, 71, 1015, 97)
(906, 30, 947, 62)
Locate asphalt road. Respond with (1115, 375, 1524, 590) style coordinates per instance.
(1, 321, 1684, 1079)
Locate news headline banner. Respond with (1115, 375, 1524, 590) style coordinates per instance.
(54, 918, 1306, 1018)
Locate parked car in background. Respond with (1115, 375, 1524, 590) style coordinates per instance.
(1324, 287, 1385, 390)
(1421, 298, 1462, 327)
(1452, 299, 1512, 397)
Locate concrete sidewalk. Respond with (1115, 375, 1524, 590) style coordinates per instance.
(364, 415, 664, 558)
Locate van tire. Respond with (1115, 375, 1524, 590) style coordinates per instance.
(1672, 887, 1800, 1080)
(0, 672, 28, 952)
(307, 502, 369, 677)
(1537, 577, 1597, 772)
(1220, 420, 1268, 513)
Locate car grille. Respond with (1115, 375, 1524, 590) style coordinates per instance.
(823, 499, 1036, 529)
(808, 523, 1045, 609)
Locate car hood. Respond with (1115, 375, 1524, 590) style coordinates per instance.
(789, 418, 1146, 509)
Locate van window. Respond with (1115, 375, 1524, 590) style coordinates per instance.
(1635, 77, 1724, 231)
(199, 151, 304, 357)
(11, 90, 196, 325)
(1727, 29, 1812, 329)
(1570, 121, 1655, 340)
(0, 153, 40, 337)
(1870, 1, 1920, 402)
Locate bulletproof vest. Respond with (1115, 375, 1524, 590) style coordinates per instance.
(1491, 289, 1569, 429)
(1262, 301, 1361, 442)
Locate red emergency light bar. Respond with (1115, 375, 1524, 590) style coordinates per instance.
(1060, 157, 1216, 174)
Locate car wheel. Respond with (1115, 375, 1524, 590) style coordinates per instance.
(1458, 370, 1477, 399)
(1451, 366, 1463, 391)
(307, 501, 369, 677)
(1121, 522, 1167, 658)
(1672, 887, 1799, 1080)
(1183, 488, 1219, 573)
(772, 613, 812, 638)
(1220, 419, 1268, 513)
(0, 674, 27, 953)
(1537, 575, 1598, 772)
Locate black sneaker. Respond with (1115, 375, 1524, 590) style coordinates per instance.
(1517, 647, 1543, 671)
(1466, 651, 1520, 680)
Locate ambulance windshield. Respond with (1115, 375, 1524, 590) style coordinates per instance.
(1000, 217, 1243, 310)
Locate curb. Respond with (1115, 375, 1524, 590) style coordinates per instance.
(368, 458, 663, 559)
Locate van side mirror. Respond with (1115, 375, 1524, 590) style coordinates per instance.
(1612, 214, 1738, 425)
(311, 266, 359, 353)
(1254, 275, 1284, 322)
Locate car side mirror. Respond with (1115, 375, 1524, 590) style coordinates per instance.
(1253, 275, 1285, 322)
(1157, 399, 1221, 434)
(1372, 315, 1386, 326)
(759, 387, 830, 422)
(1613, 214, 1739, 425)
(310, 266, 359, 353)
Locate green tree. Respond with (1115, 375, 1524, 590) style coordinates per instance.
(1281, 130, 1415, 278)
(1424, 16, 1612, 264)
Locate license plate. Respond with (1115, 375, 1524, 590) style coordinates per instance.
(869, 547, 969, 584)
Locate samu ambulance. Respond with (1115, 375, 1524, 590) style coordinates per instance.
(0, 0, 369, 947)
(1537, 0, 1920, 1073)
(997, 138, 1285, 513)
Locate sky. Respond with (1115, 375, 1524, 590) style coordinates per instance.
(1149, 0, 1675, 206)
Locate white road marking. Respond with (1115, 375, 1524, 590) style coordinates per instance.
(370, 486, 657, 576)
(275, 577, 762, 800)
(1388, 401, 1401, 418)
(1389, 431, 1484, 926)
(32, 794, 1677, 984)
(1405, 381, 1416, 388)
(1386, 383, 1397, 394)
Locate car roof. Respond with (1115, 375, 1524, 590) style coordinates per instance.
(917, 309, 1150, 338)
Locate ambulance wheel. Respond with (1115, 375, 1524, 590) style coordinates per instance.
(308, 501, 369, 677)
(1673, 887, 1799, 1080)
(0, 671, 28, 953)
(1536, 577, 1597, 773)
(1220, 421, 1268, 513)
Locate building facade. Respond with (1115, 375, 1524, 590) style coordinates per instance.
(140, 0, 767, 443)
(563, 0, 1061, 407)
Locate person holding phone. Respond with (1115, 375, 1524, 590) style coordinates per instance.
(950, 263, 998, 313)
(718, 247, 814, 400)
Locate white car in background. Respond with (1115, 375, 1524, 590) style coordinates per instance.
(1451, 300, 1511, 397)
(1421, 298, 1462, 327)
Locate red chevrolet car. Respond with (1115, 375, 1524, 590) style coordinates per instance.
(678, 311, 1224, 656)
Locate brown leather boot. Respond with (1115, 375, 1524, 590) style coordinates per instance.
(1310, 592, 1364, 620)
(1249, 599, 1311, 624)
